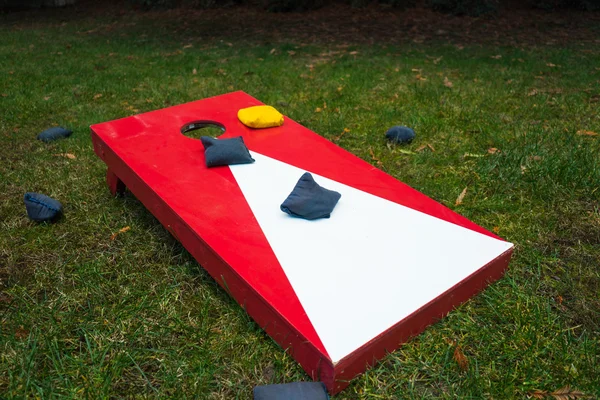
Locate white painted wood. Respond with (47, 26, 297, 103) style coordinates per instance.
(230, 152, 513, 363)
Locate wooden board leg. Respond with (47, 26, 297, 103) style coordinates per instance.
(106, 168, 126, 196)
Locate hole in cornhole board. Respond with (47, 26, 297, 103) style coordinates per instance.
(181, 121, 225, 139)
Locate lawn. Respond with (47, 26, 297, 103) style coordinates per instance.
(1, 4, 600, 399)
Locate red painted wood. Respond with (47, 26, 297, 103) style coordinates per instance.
(90, 95, 329, 360)
(90, 91, 513, 395)
(91, 117, 329, 359)
(106, 168, 126, 196)
(94, 139, 330, 381)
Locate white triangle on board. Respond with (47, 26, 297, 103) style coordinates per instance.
(229, 152, 513, 363)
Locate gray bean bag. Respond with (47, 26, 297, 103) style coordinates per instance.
(254, 382, 329, 400)
(385, 126, 415, 144)
(37, 127, 72, 142)
(280, 173, 341, 220)
(24, 192, 63, 222)
(200, 136, 255, 167)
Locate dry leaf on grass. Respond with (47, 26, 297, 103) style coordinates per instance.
(369, 148, 383, 166)
(528, 386, 588, 400)
(315, 107, 322, 113)
(492, 226, 500, 233)
(54, 153, 76, 159)
(93, 93, 103, 100)
(528, 89, 538, 97)
(416, 143, 436, 152)
(192, 68, 197, 75)
(550, 386, 587, 400)
(547, 63, 556, 67)
(453, 346, 469, 371)
(443, 77, 453, 88)
(183, 44, 193, 49)
(333, 128, 350, 141)
(488, 147, 500, 154)
(455, 187, 468, 206)
(15, 327, 29, 340)
(110, 226, 131, 241)
(444, 338, 468, 370)
(576, 130, 598, 136)
(491, 55, 502, 59)
(369, 148, 379, 160)
(529, 390, 548, 399)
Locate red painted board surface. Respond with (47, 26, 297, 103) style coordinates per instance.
(90, 91, 513, 394)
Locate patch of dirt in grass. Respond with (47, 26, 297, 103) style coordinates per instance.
(4, 0, 600, 47)
(0, 252, 31, 291)
(552, 202, 600, 247)
(176, 6, 600, 47)
(535, 203, 600, 334)
(0, 252, 9, 291)
(556, 251, 600, 332)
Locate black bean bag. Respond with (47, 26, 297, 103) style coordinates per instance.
(385, 126, 415, 144)
(254, 382, 329, 400)
(200, 136, 255, 168)
(280, 173, 341, 220)
(24, 192, 63, 222)
(37, 127, 72, 142)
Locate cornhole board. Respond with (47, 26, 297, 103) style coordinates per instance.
(90, 91, 514, 394)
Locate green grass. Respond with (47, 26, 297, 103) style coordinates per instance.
(1, 5, 600, 399)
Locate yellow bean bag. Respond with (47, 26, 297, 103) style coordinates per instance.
(238, 105, 284, 129)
